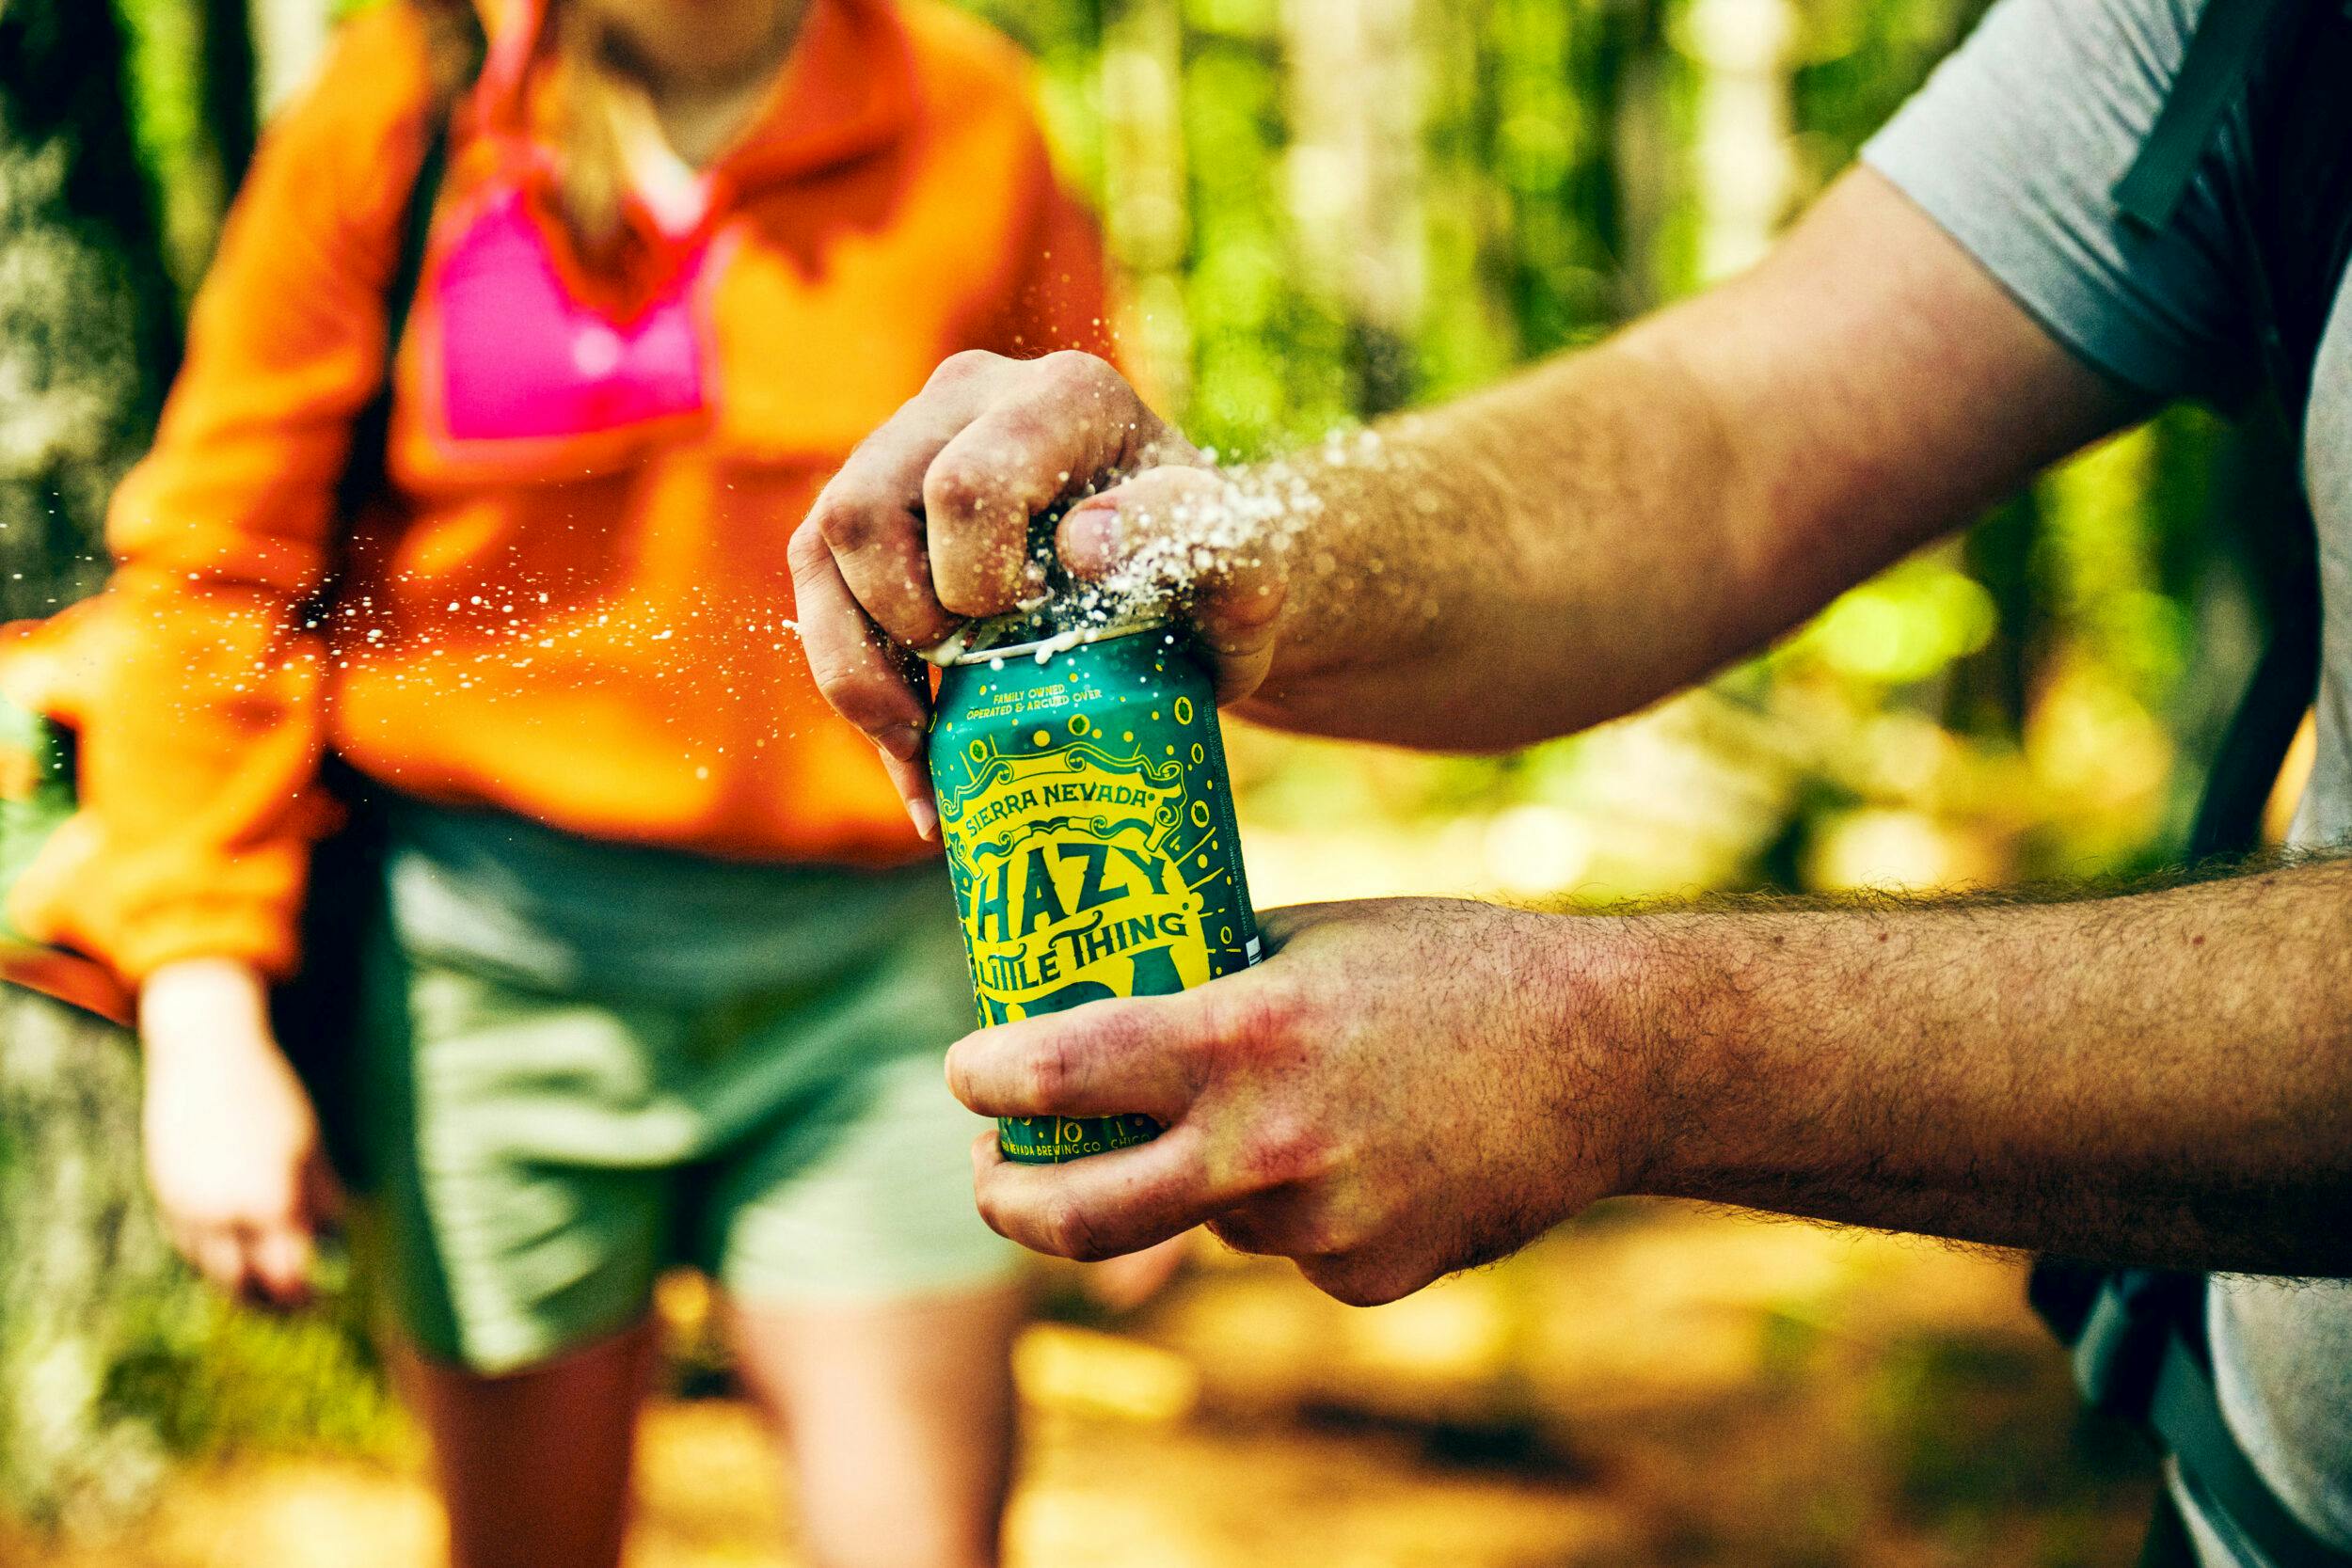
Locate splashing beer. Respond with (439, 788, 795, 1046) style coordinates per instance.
(930, 619, 1260, 1162)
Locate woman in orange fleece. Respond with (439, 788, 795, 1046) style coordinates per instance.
(13, 0, 1112, 1562)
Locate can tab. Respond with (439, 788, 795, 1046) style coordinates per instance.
(920, 507, 1167, 667)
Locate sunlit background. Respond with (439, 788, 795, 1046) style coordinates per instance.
(0, 0, 2282, 1560)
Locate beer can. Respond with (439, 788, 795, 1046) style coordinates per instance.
(930, 620, 1260, 1163)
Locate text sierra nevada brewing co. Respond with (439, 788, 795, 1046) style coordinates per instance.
(931, 623, 1260, 1163)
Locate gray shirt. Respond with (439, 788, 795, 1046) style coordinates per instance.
(1864, 0, 2351, 1560)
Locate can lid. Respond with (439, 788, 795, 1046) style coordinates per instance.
(939, 614, 1168, 667)
(926, 602, 1169, 667)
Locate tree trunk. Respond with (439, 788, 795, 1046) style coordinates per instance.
(0, 0, 179, 620)
(200, 0, 258, 189)
(0, 0, 184, 1533)
(0, 991, 178, 1534)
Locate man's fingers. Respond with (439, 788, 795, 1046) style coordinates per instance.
(787, 519, 940, 833)
(875, 744, 939, 842)
(1055, 467, 1286, 705)
(970, 1123, 1221, 1260)
(923, 354, 1160, 617)
(821, 496, 959, 653)
(946, 993, 1207, 1124)
(805, 349, 1179, 634)
(795, 348, 1203, 833)
(804, 358, 1005, 648)
(922, 425, 1060, 619)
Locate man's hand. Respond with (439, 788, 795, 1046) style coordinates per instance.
(946, 898, 1646, 1307)
(787, 349, 1283, 835)
(140, 958, 342, 1307)
(947, 863, 2352, 1291)
(793, 175, 2140, 804)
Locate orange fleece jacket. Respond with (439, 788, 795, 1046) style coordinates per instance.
(8, 0, 1110, 983)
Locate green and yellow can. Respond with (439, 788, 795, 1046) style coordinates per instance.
(930, 621, 1260, 1163)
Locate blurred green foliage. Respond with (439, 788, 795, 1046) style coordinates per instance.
(0, 0, 2309, 1540)
(1, 0, 385, 1534)
(99, 1273, 401, 1462)
(0, 991, 399, 1535)
(968, 0, 2285, 902)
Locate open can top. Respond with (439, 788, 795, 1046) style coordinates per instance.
(927, 601, 1169, 668)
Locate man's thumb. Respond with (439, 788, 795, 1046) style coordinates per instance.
(1054, 467, 1286, 705)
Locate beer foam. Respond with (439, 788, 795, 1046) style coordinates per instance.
(1041, 426, 1406, 636)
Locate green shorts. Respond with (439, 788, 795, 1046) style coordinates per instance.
(330, 836, 1013, 1376)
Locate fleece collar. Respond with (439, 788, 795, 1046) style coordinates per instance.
(466, 0, 916, 198)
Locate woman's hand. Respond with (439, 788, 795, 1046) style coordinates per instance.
(139, 958, 342, 1307)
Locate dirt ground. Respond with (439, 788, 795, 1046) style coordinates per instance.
(5, 1203, 2159, 1568)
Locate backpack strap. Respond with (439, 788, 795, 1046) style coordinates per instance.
(2179, 0, 2352, 858)
(2236, 2, 2352, 425)
(2152, 1337, 2352, 1568)
(2111, 0, 2297, 231)
(2039, 9, 2352, 1568)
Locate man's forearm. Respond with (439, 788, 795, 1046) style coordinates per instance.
(1222, 170, 2138, 751)
(1603, 861, 2352, 1275)
(1229, 341, 1763, 748)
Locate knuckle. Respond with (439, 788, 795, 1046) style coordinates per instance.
(924, 461, 986, 519)
(803, 640, 880, 694)
(1020, 1036, 1077, 1108)
(929, 348, 1007, 389)
(814, 498, 886, 555)
(972, 1181, 1014, 1241)
(797, 639, 862, 695)
(980, 406, 1059, 474)
(1036, 349, 1117, 397)
(1209, 978, 1305, 1068)
(927, 458, 1025, 530)
(785, 516, 829, 572)
(1041, 1192, 1108, 1261)
(1090, 1001, 1155, 1063)
(802, 661, 853, 708)
(1237, 1110, 1332, 1187)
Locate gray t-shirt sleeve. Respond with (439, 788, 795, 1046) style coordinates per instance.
(1860, 0, 2256, 404)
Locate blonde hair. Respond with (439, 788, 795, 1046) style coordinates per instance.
(412, 0, 630, 268)
(548, 1, 631, 265)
